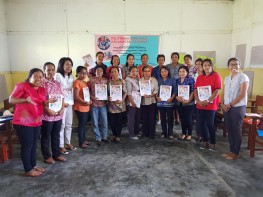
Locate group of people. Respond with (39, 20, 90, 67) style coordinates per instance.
(9, 51, 249, 177)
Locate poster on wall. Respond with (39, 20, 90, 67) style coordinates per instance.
(95, 35, 159, 67)
(235, 44, 246, 69)
(193, 51, 216, 67)
(250, 45, 263, 67)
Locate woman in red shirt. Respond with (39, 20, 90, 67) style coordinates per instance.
(9, 68, 56, 177)
(194, 59, 222, 151)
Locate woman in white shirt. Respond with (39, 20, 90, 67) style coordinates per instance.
(221, 57, 249, 160)
(54, 57, 76, 155)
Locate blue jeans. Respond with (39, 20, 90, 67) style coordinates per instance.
(91, 106, 108, 141)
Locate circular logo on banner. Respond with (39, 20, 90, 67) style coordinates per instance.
(97, 36, 111, 50)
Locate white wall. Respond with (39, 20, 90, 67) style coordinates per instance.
(0, 0, 10, 72)
(5, 0, 234, 71)
(232, 0, 263, 68)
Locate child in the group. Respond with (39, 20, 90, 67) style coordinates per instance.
(156, 66, 176, 139)
(88, 65, 108, 146)
(73, 66, 92, 149)
(54, 57, 76, 154)
(125, 66, 141, 140)
(175, 66, 195, 141)
(108, 67, 127, 142)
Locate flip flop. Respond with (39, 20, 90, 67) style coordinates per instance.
(33, 166, 46, 173)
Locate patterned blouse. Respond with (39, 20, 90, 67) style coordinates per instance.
(108, 79, 127, 113)
(140, 77, 158, 105)
(88, 77, 108, 107)
(175, 76, 195, 106)
(42, 78, 64, 121)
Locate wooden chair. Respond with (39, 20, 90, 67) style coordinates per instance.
(0, 99, 19, 159)
(242, 95, 263, 156)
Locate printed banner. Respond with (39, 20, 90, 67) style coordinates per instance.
(95, 35, 159, 66)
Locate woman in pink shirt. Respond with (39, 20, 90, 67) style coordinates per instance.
(9, 68, 56, 177)
(41, 62, 66, 164)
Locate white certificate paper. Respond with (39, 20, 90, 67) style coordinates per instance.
(139, 80, 151, 96)
(83, 87, 90, 102)
(159, 85, 172, 101)
(178, 85, 190, 100)
(131, 91, 141, 108)
(95, 84, 107, 100)
(197, 85, 212, 102)
(49, 94, 63, 112)
(110, 85, 122, 101)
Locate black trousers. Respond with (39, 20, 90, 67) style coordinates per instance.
(142, 104, 156, 138)
(16, 125, 40, 173)
(109, 112, 123, 137)
(159, 107, 174, 137)
(41, 119, 62, 159)
(178, 104, 195, 135)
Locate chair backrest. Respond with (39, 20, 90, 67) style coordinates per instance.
(3, 99, 14, 112)
(255, 95, 263, 114)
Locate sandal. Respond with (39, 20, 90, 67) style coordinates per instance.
(115, 137, 120, 143)
(185, 136, 192, 141)
(177, 135, 186, 140)
(33, 166, 46, 173)
(65, 144, 77, 150)
(225, 154, 240, 160)
(84, 140, 90, 145)
(25, 169, 42, 177)
(111, 136, 116, 142)
(60, 147, 69, 155)
(221, 152, 232, 158)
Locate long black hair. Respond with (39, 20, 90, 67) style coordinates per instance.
(125, 54, 135, 67)
(25, 68, 44, 82)
(57, 57, 73, 77)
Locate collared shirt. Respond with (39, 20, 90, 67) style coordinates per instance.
(42, 78, 64, 122)
(54, 73, 74, 105)
(108, 79, 127, 113)
(11, 82, 46, 127)
(175, 76, 195, 105)
(224, 72, 249, 107)
(195, 72, 222, 111)
(88, 77, 108, 107)
(73, 79, 90, 112)
(152, 65, 163, 81)
(157, 77, 176, 107)
(166, 63, 183, 80)
(140, 77, 158, 105)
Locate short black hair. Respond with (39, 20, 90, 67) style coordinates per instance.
(141, 54, 148, 60)
(142, 65, 150, 72)
(128, 65, 137, 73)
(96, 51, 104, 57)
(195, 58, 203, 64)
(110, 55, 120, 65)
(184, 54, 192, 60)
(227, 57, 241, 67)
(171, 52, 180, 59)
(157, 54, 165, 62)
(76, 66, 87, 77)
(94, 65, 106, 76)
(57, 57, 73, 77)
(178, 65, 189, 74)
(43, 62, 55, 71)
(109, 66, 119, 74)
(25, 68, 44, 82)
(160, 66, 170, 78)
